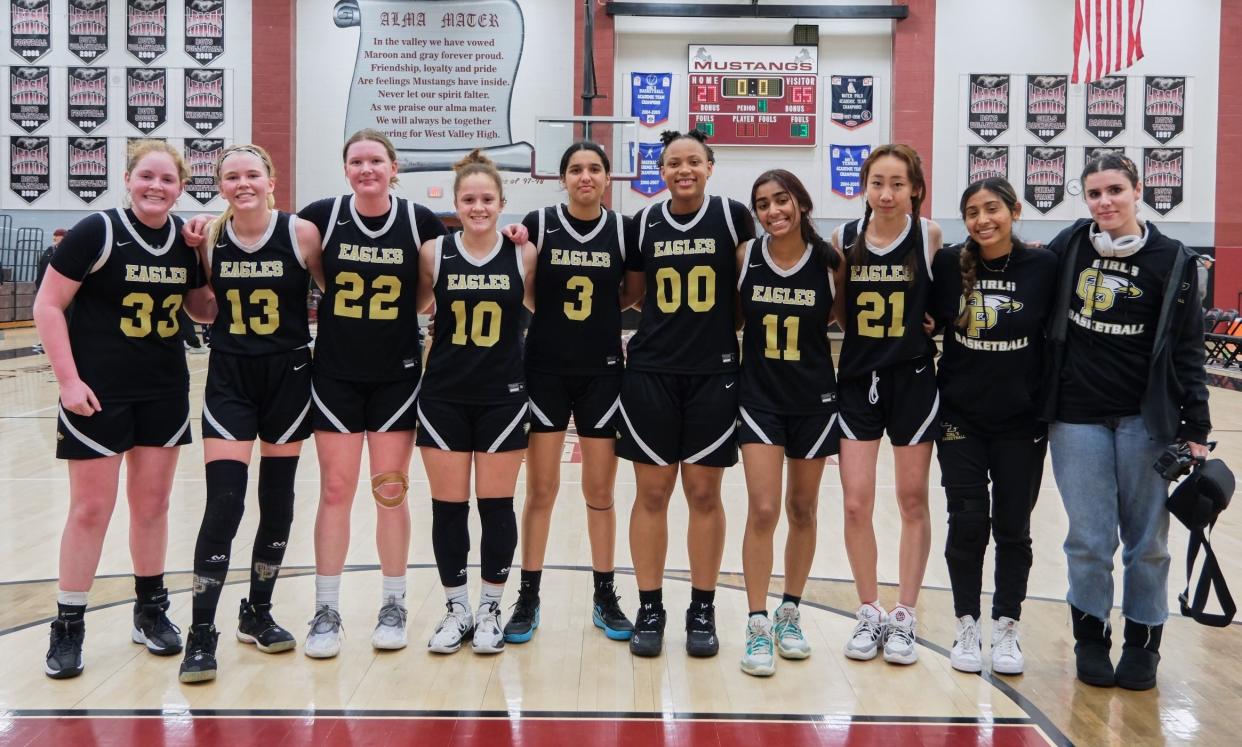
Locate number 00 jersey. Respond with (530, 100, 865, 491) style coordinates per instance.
(208, 211, 311, 356)
(625, 195, 752, 374)
(738, 237, 837, 414)
(50, 208, 202, 403)
(312, 195, 429, 381)
(525, 205, 630, 375)
(421, 233, 527, 405)
(836, 216, 936, 380)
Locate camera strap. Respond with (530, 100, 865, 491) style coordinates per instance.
(1179, 519, 1236, 626)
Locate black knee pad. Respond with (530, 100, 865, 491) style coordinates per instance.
(431, 499, 471, 587)
(945, 492, 991, 563)
(477, 496, 517, 585)
(196, 459, 249, 565)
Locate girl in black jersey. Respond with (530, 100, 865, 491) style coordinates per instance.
(35, 140, 213, 680)
(416, 150, 536, 655)
(179, 144, 324, 683)
(1042, 154, 1209, 691)
(831, 144, 942, 666)
(736, 170, 841, 677)
(928, 178, 1056, 677)
(502, 142, 643, 644)
(617, 130, 756, 659)
(299, 130, 447, 659)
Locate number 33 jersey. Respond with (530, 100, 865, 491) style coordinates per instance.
(207, 210, 311, 356)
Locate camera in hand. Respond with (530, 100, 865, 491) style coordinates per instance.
(1154, 441, 1217, 481)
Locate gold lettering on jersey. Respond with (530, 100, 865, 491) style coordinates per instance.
(751, 285, 815, 307)
(652, 238, 715, 257)
(447, 274, 510, 290)
(850, 265, 911, 282)
(1068, 309, 1146, 336)
(218, 260, 285, 278)
(550, 249, 611, 267)
(125, 264, 188, 284)
(338, 243, 404, 264)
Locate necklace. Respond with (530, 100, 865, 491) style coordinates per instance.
(979, 251, 1012, 273)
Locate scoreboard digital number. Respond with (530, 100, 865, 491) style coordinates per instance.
(688, 74, 817, 146)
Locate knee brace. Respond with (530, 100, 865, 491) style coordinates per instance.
(196, 459, 249, 565)
(257, 456, 298, 542)
(945, 493, 991, 563)
(477, 496, 517, 585)
(431, 499, 470, 587)
(372, 471, 410, 509)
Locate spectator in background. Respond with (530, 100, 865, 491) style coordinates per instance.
(33, 228, 67, 354)
(1196, 254, 1213, 304)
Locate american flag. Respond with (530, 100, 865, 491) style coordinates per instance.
(1072, 0, 1145, 84)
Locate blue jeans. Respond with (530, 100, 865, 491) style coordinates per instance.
(1049, 416, 1171, 625)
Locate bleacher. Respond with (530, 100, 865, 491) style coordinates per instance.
(1205, 307, 1242, 370)
(0, 215, 44, 324)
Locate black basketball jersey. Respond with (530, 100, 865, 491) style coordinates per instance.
(208, 211, 311, 356)
(738, 237, 837, 414)
(421, 232, 527, 404)
(525, 205, 627, 375)
(837, 216, 936, 380)
(314, 195, 426, 381)
(52, 208, 201, 403)
(626, 195, 748, 374)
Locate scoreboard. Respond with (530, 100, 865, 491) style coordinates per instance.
(687, 46, 819, 147)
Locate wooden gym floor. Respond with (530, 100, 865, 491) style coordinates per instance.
(0, 323, 1239, 746)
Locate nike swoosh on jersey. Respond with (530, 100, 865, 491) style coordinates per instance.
(442, 254, 457, 259)
(648, 221, 662, 227)
(337, 220, 351, 225)
(293, 363, 308, 371)
(546, 228, 560, 234)
(117, 240, 133, 246)
(915, 366, 927, 374)
(725, 382, 735, 388)
(749, 262, 763, 268)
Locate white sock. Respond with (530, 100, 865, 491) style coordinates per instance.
(382, 575, 406, 606)
(479, 582, 504, 610)
(57, 590, 88, 607)
(315, 574, 341, 610)
(445, 584, 469, 611)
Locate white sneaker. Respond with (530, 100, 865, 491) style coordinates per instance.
(844, 603, 886, 661)
(371, 596, 408, 651)
(428, 602, 474, 654)
(304, 605, 343, 659)
(950, 615, 982, 673)
(471, 601, 505, 654)
(883, 606, 918, 665)
(740, 615, 776, 676)
(990, 616, 1025, 675)
(773, 601, 811, 659)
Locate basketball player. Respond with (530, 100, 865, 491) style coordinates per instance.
(179, 144, 324, 683)
(736, 170, 840, 677)
(298, 130, 446, 658)
(832, 144, 942, 665)
(417, 150, 537, 655)
(1043, 153, 1210, 690)
(929, 178, 1056, 676)
(502, 142, 643, 644)
(35, 140, 212, 679)
(617, 130, 755, 658)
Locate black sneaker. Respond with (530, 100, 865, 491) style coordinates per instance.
(685, 602, 719, 657)
(45, 619, 85, 679)
(502, 592, 540, 644)
(236, 598, 296, 653)
(593, 588, 634, 641)
(132, 589, 183, 656)
(629, 603, 666, 657)
(179, 624, 219, 683)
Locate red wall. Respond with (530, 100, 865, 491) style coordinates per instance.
(251, 1, 298, 211)
(1216, 0, 1242, 310)
(892, 0, 937, 214)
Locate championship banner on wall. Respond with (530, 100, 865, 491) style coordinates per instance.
(1026, 74, 1067, 143)
(10, 0, 51, 62)
(1024, 146, 1066, 214)
(631, 142, 666, 197)
(1144, 76, 1185, 144)
(1143, 147, 1184, 215)
(1085, 76, 1126, 143)
(830, 76, 873, 130)
(185, 69, 225, 134)
(185, 0, 226, 65)
(830, 144, 871, 198)
(68, 137, 108, 204)
(127, 68, 168, 133)
(10, 136, 50, 204)
(631, 73, 671, 126)
(687, 45, 818, 146)
(128, 0, 169, 64)
(10, 67, 50, 134)
(68, 67, 108, 134)
(186, 138, 224, 204)
(967, 145, 1008, 184)
(68, 0, 109, 63)
(967, 74, 1009, 143)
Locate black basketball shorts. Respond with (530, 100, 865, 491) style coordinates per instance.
(526, 370, 621, 438)
(737, 405, 840, 459)
(312, 371, 419, 434)
(56, 393, 192, 460)
(415, 397, 529, 453)
(836, 356, 940, 445)
(615, 370, 739, 468)
(201, 348, 313, 444)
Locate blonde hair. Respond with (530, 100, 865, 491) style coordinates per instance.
(343, 128, 400, 187)
(453, 149, 503, 202)
(207, 143, 277, 248)
(126, 139, 190, 183)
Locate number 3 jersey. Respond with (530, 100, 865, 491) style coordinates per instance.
(50, 208, 203, 403)
(207, 211, 310, 356)
(421, 232, 527, 404)
(836, 215, 936, 380)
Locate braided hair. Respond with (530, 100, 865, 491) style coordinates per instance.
(954, 177, 1022, 330)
